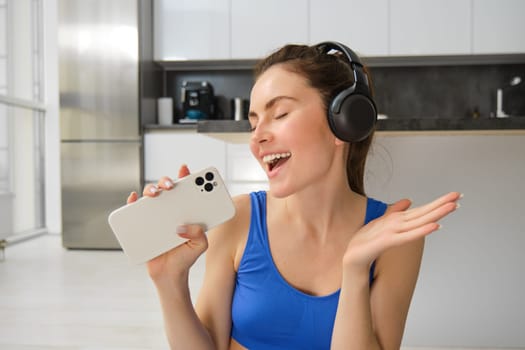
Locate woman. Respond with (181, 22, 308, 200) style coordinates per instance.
(127, 42, 461, 349)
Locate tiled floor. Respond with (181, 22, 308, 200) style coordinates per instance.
(0, 234, 205, 350)
(0, 234, 519, 350)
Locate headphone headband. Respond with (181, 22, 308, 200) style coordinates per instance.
(316, 41, 371, 93)
(316, 41, 363, 67)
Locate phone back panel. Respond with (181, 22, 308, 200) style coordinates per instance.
(108, 167, 235, 264)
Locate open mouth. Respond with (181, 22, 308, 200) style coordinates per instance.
(263, 152, 291, 172)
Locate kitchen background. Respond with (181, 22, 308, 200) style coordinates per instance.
(1, 0, 524, 349)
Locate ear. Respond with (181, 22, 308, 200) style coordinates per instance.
(334, 136, 346, 146)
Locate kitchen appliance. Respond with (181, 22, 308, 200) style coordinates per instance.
(59, 0, 154, 249)
(231, 97, 249, 120)
(157, 97, 174, 125)
(496, 76, 523, 118)
(181, 81, 215, 120)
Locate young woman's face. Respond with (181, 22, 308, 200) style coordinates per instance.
(248, 64, 341, 197)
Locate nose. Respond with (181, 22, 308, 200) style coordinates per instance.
(250, 120, 272, 144)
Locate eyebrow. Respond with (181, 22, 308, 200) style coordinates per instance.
(248, 95, 298, 118)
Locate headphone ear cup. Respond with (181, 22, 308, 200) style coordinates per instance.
(328, 92, 377, 142)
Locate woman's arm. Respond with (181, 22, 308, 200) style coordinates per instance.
(331, 192, 461, 349)
(131, 166, 245, 350)
(370, 238, 424, 349)
(152, 193, 249, 350)
(194, 195, 251, 349)
(154, 253, 217, 350)
(152, 216, 239, 350)
(332, 239, 424, 350)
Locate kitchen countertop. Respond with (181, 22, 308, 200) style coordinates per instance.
(144, 117, 525, 142)
(196, 117, 525, 132)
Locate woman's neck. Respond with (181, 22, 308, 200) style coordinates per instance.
(269, 177, 366, 244)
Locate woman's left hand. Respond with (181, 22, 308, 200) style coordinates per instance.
(343, 192, 461, 271)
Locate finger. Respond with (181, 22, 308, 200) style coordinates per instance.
(386, 198, 412, 215)
(178, 164, 190, 179)
(143, 183, 161, 197)
(157, 176, 174, 190)
(404, 192, 461, 220)
(176, 224, 205, 240)
(127, 191, 138, 204)
(176, 224, 209, 250)
(394, 222, 441, 245)
(401, 201, 458, 232)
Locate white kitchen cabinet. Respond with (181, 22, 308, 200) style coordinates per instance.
(230, 0, 309, 59)
(144, 131, 268, 197)
(225, 143, 268, 196)
(154, 0, 230, 60)
(309, 0, 389, 56)
(472, 0, 525, 54)
(390, 0, 471, 55)
(144, 131, 227, 182)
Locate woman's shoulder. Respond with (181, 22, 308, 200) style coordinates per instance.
(232, 193, 253, 225)
(207, 193, 253, 262)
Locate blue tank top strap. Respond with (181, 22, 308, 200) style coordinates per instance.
(365, 197, 388, 285)
(247, 191, 267, 247)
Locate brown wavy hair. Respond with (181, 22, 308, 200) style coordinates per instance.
(253, 44, 375, 196)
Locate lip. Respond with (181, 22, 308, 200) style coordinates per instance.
(267, 160, 285, 179)
(260, 150, 290, 178)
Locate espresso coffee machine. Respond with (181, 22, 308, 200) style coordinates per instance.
(181, 81, 215, 120)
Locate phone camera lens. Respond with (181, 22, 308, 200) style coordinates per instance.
(195, 177, 205, 186)
(204, 183, 214, 192)
(205, 172, 214, 181)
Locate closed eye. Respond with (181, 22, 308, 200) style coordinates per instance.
(248, 115, 258, 132)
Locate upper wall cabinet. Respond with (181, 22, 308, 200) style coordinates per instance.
(154, 0, 230, 60)
(230, 0, 308, 59)
(309, 0, 389, 56)
(153, 0, 525, 61)
(472, 0, 525, 54)
(390, 0, 471, 55)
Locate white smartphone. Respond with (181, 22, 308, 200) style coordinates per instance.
(108, 167, 236, 264)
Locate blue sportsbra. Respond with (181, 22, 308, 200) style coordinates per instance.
(230, 191, 387, 349)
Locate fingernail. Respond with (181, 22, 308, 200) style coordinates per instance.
(459, 193, 464, 199)
(456, 203, 461, 209)
(164, 180, 173, 189)
(176, 225, 187, 234)
(149, 186, 159, 194)
(437, 224, 443, 230)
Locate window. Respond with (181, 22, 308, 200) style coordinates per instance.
(0, 0, 46, 242)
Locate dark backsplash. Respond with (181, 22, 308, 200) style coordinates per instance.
(163, 61, 525, 121)
(370, 64, 525, 119)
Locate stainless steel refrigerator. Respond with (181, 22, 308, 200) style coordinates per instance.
(59, 0, 156, 249)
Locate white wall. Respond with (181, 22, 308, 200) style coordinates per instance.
(366, 134, 525, 348)
(43, 0, 61, 234)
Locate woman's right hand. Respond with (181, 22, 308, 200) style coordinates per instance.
(126, 165, 209, 286)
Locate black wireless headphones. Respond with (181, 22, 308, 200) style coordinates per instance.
(315, 42, 377, 142)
